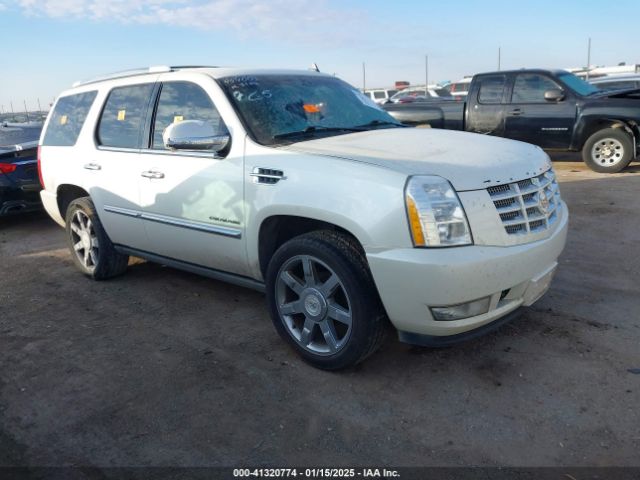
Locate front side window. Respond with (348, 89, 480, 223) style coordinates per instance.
(97, 84, 154, 148)
(512, 74, 561, 103)
(219, 74, 402, 145)
(152, 82, 227, 150)
(42, 91, 97, 146)
(373, 91, 386, 99)
(477, 75, 506, 104)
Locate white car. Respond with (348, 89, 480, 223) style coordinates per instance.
(365, 89, 399, 104)
(38, 66, 568, 370)
(589, 74, 640, 91)
(446, 77, 472, 99)
(389, 86, 453, 102)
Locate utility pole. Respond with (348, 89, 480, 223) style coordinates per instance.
(24, 100, 30, 122)
(586, 37, 592, 80)
(425, 55, 429, 92)
(10, 101, 14, 116)
(362, 62, 366, 92)
(498, 47, 501, 71)
(38, 98, 42, 112)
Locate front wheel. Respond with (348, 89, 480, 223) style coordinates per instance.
(265, 231, 387, 370)
(65, 197, 129, 280)
(582, 128, 634, 173)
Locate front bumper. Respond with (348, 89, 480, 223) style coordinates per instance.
(366, 202, 568, 339)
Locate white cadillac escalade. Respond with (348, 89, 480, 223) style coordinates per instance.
(38, 66, 568, 370)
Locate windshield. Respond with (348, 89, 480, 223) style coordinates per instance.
(218, 74, 402, 145)
(557, 72, 599, 96)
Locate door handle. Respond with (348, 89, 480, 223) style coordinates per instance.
(84, 163, 101, 171)
(141, 170, 165, 179)
(508, 108, 523, 116)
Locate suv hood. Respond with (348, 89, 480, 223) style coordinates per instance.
(283, 128, 551, 191)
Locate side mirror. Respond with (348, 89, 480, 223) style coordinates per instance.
(163, 120, 230, 152)
(544, 89, 565, 102)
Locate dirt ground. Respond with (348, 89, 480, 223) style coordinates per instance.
(0, 156, 639, 468)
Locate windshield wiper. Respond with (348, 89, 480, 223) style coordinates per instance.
(273, 126, 363, 141)
(353, 120, 406, 129)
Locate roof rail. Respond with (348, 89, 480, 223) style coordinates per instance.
(71, 65, 220, 88)
(71, 65, 172, 88)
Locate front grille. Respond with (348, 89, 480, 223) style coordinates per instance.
(487, 169, 561, 236)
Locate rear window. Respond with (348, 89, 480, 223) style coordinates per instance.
(97, 84, 155, 149)
(42, 91, 97, 146)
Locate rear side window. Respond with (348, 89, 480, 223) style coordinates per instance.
(152, 82, 227, 150)
(42, 91, 97, 146)
(98, 84, 154, 148)
(477, 75, 506, 104)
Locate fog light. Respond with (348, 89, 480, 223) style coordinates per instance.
(431, 296, 491, 321)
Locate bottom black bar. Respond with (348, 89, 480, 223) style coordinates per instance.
(0, 467, 639, 480)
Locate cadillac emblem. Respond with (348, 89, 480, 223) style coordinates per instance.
(538, 190, 550, 215)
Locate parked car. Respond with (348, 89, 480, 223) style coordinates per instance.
(389, 86, 453, 103)
(39, 66, 568, 369)
(0, 123, 43, 215)
(365, 88, 398, 104)
(384, 68, 640, 173)
(445, 77, 472, 99)
(589, 74, 640, 91)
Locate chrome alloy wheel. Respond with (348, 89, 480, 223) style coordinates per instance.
(592, 138, 625, 166)
(69, 210, 100, 271)
(275, 255, 352, 355)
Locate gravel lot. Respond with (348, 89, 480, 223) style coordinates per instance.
(1, 158, 639, 468)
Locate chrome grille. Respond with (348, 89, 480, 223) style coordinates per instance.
(487, 169, 561, 236)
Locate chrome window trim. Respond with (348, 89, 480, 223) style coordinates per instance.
(96, 146, 218, 159)
(103, 205, 241, 238)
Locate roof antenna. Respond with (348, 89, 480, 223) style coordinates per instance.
(309, 63, 320, 72)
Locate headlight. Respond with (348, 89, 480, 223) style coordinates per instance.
(405, 175, 472, 247)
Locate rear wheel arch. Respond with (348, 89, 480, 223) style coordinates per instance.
(56, 184, 90, 221)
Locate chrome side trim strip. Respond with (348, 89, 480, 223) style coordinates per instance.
(114, 245, 265, 293)
(103, 205, 241, 238)
(96, 145, 217, 159)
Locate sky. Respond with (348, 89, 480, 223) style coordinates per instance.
(1, 0, 639, 112)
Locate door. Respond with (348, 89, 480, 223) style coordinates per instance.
(466, 74, 507, 136)
(90, 82, 157, 249)
(138, 80, 248, 276)
(504, 73, 576, 149)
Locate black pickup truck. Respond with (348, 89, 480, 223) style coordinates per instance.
(383, 69, 640, 173)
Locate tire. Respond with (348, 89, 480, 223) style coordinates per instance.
(582, 127, 634, 173)
(265, 230, 387, 370)
(65, 197, 129, 280)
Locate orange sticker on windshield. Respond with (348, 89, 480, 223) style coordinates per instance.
(117, 110, 126, 121)
(60, 115, 68, 125)
(303, 104, 321, 113)
(173, 115, 184, 123)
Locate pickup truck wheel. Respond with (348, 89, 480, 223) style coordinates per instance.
(65, 197, 129, 280)
(582, 128, 634, 173)
(266, 231, 387, 370)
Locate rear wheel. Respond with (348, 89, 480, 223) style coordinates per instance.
(265, 231, 387, 370)
(582, 128, 634, 173)
(65, 197, 129, 280)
